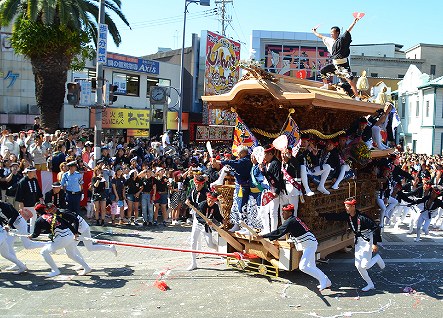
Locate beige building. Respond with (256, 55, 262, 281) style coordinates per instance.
(405, 43, 443, 78)
(350, 43, 423, 79)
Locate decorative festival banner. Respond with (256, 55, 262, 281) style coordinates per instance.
(282, 116, 301, 156)
(231, 116, 259, 155)
(208, 109, 236, 126)
(204, 31, 241, 96)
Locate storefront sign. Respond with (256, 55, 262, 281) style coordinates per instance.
(166, 112, 189, 130)
(107, 53, 159, 75)
(195, 125, 233, 141)
(127, 129, 150, 137)
(91, 108, 150, 129)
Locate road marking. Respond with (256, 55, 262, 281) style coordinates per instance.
(328, 258, 443, 264)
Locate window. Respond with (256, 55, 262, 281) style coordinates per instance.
(431, 65, 436, 75)
(401, 99, 405, 119)
(370, 73, 378, 77)
(426, 100, 430, 117)
(416, 101, 420, 117)
(146, 77, 171, 97)
(112, 72, 140, 96)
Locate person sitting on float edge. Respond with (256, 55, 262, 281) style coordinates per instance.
(298, 137, 331, 196)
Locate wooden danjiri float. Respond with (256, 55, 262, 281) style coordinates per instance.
(201, 66, 392, 277)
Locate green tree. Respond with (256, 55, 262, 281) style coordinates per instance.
(0, 0, 130, 132)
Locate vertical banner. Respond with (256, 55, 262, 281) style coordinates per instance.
(204, 31, 241, 96)
(97, 23, 108, 64)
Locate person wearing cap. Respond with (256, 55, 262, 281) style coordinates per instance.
(29, 203, 91, 277)
(320, 197, 385, 292)
(0, 206, 28, 274)
(60, 161, 83, 215)
(44, 182, 67, 209)
(299, 137, 332, 196)
(187, 191, 223, 270)
(82, 141, 93, 165)
(3, 162, 22, 210)
(259, 204, 331, 291)
(15, 166, 43, 233)
(408, 185, 443, 242)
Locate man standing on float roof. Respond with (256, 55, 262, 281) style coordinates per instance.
(312, 17, 360, 99)
(320, 197, 385, 292)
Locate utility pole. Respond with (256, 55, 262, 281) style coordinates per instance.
(94, 0, 106, 163)
(215, 0, 232, 36)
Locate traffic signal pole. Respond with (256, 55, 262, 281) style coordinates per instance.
(94, 0, 106, 163)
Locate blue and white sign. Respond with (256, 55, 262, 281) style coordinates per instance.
(79, 80, 92, 106)
(97, 24, 108, 65)
(107, 53, 160, 75)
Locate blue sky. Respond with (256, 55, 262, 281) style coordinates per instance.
(107, 0, 442, 59)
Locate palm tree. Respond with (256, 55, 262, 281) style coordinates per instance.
(0, 0, 130, 132)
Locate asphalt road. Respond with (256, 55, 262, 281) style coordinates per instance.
(1, 218, 443, 318)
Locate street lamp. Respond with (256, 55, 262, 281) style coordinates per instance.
(178, 0, 211, 149)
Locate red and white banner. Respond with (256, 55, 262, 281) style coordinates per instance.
(36, 170, 93, 206)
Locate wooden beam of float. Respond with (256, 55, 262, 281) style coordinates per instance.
(186, 202, 244, 252)
(240, 221, 280, 259)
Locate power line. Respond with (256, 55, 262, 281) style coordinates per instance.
(117, 8, 218, 30)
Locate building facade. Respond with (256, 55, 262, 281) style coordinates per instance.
(1, 31, 181, 138)
(397, 65, 443, 154)
(405, 43, 443, 78)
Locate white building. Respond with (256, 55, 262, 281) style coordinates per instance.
(397, 65, 443, 154)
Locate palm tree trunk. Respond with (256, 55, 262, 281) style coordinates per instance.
(31, 53, 71, 133)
